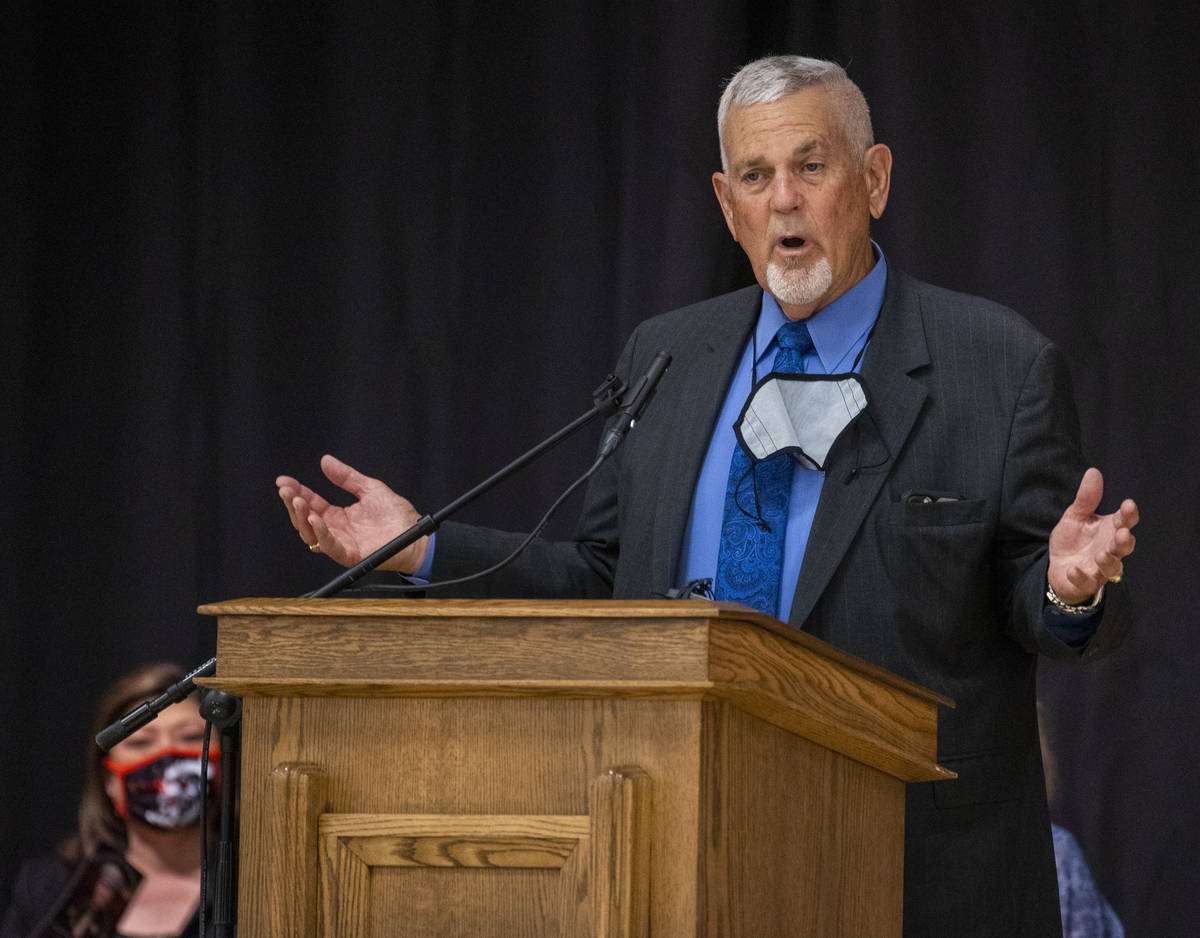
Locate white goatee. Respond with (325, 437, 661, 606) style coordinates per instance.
(766, 257, 833, 308)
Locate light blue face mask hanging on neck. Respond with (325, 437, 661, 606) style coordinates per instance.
(734, 372, 869, 470)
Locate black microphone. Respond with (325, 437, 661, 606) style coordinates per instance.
(598, 350, 671, 458)
(95, 658, 217, 751)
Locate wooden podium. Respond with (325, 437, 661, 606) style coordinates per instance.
(198, 598, 952, 937)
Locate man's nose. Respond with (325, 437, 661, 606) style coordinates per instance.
(769, 172, 803, 212)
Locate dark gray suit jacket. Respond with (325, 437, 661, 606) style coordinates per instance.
(435, 268, 1131, 936)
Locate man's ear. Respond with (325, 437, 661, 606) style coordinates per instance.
(863, 143, 892, 220)
(712, 171, 739, 241)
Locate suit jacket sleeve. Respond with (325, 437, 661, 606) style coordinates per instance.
(999, 341, 1132, 661)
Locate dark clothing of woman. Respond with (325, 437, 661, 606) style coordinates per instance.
(1, 855, 204, 938)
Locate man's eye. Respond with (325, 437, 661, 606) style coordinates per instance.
(803, 162, 823, 172)
(742, 171, 761, 183)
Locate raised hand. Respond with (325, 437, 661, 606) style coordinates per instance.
(1047, 468, 1139, 604)
(276, 454, 428, 574)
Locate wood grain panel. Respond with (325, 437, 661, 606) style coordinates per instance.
(323, 829, 370, 937)
(210, 610, 711, 682)
(322, 813, 589, 868)
(203, 677, 712, 700)
(708, 619, 952, 782)
(263, 762, 327, 937)
(365, 867, 564, 938)
(236, 694, 703, 936)
(319, 813, 587, 936)
(590, 767, 651, 938)
(700, 702, 904, 937)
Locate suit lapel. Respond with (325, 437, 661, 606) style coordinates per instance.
(786, 270, 931, 627)
(646, 288, 760, 593)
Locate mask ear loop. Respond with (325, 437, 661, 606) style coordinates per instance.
(732, 461, 772, 530)
(735, 329, 769, 529)
(844, 399, 892, 482)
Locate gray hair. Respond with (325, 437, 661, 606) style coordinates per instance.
(717, 55, 874, 172)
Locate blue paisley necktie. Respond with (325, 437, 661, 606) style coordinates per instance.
(713, 319, 814, 616)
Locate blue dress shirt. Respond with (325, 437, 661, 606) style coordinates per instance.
(677, 250, 887, 620)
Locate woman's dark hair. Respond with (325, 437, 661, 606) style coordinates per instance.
(59, 662, 189, 864)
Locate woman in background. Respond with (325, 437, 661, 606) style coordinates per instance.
(1, 662, 217, 938)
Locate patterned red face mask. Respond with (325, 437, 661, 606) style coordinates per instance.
(104, 746, 219, 829)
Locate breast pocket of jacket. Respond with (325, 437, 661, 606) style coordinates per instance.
(876, 492, 991, 613)
(888, 490, 987, 527)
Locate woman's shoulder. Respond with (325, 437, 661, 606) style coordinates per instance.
(2, 854, 73, 938)
(10, 852, 73, 898)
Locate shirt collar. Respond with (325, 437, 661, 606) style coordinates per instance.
(755, 242, 887, 373)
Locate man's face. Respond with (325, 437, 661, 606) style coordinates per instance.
(712, 87, 891, 320)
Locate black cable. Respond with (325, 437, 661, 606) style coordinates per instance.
(198, 720, 213, 938)
(342, 454, 607, 596)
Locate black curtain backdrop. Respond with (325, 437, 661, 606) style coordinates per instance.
(4, 3, 1197, 934)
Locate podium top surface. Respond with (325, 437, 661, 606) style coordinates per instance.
(198, 597, 949, 706)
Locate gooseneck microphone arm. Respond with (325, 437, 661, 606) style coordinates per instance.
(307, 350, 670, 599)
(95, 657, 217, 750)
(305, 371, 633, 599)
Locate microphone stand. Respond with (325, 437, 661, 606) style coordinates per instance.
(305, 372, 627, 598)
(200, 689, 242, 938)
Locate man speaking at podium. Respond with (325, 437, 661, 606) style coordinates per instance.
(277, 55, 1138, 936)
